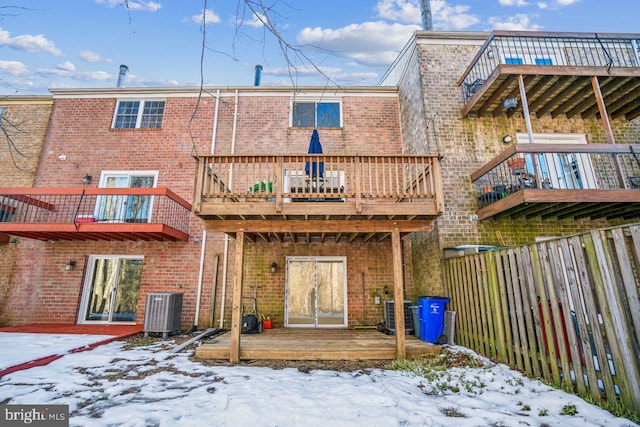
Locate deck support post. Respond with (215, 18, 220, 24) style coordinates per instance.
(392, 230, 406, 359)
(229, 231, 244, 363)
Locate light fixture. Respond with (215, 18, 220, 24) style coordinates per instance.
(486, 48, 494, 59)
(383, 286, 389, 296)
(502, 135, 513, 144)
(65, 260, 77, 271)
(503, 97, 517, 113)
(82, 174, 92, 184)
(58, 154, 67, 161)
(270, 262, 277, 273)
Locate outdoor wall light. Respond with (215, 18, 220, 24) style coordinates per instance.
(82, 174, 92, 184)
(503, 97, 518, 113)
(270, 262, 277, 273)
(65, 260, 77, 271)
(486, 49, 494, 59)
(383, 286, 389, 296)
(502, 135, 513, 144)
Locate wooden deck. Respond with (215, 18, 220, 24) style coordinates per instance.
(194, 328, 441, 361)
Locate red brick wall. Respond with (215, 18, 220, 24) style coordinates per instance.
(3, 88, 406, 330)
(212, 237, 413, 329)
(0, 99, 52, 324)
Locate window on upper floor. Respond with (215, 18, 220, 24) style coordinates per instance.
(112, 100, 165, 129)
(291, 101, 341, 128)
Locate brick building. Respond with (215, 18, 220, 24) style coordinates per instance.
(1, 86, 439, 348)
(1, 30, 639, 361)
(383, 31, 640, 297)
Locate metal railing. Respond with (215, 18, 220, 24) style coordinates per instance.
(471, 144, 640, 208)
(0, 188, 192, 234)
(460, 31, 640, 102)
(193, 154, 443, 212)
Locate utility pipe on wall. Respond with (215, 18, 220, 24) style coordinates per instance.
(218, 89, 239, 329)
(195, 89, 221, 328)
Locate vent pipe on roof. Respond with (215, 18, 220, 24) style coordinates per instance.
(254, 64, 263, 86)
(117, 64, 129, 88)
(421, 0, 433, 30)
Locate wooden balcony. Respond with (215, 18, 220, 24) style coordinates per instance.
(471, 144, 640, 220)
(0, 188, 192, 242)
(458, 31, 640, 119)
(193, 154, 443, 242)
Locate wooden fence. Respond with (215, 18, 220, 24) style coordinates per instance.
(444, 223, 640, 416)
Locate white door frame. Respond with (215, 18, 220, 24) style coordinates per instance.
(77, 255, 144, 324)
(284, 256, 348, 328)
(516, 133, 597, 189)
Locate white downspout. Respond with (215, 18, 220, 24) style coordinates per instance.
(218, 89, 239, 329)
(195, 89, 221, 328)
(194, 229, 206, 327)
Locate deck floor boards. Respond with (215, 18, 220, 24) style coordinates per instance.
(195, 328, 440, 361)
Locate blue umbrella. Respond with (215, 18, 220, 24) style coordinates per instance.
(304, 129, 324, 178)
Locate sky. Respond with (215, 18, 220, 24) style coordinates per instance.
(1, 0, 640, 95)
(0, 333, 635, 427)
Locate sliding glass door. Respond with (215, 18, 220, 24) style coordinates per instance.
(285, 257, 347, 327)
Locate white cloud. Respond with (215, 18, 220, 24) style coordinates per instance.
(499, 0, 529, 6)
(537, 0, 579, 8)
(376, 0, 421, 24)
(0, 28, 62, 55)
(374, 1, 480, 30)
(58, 61, 76, 72)
(488, 13, 542, 30)
(297, 21, 420, 68)
(431, 0, 480, 30)
(185, 9, 221, 25)
(0, 60, 29, 77)
(244, 12, 266, 28)
(95, 0, 160, 12)
(79, 50, 110, 63)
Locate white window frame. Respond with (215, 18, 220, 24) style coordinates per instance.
(94, 170, 159, 222)
(111, 99, 166, 129)
(290, 98, 342, 128)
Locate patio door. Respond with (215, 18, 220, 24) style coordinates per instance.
(517, 133, 597, 189)
(285, 257, 347, 327)
(96, 171, 157, 222)
(78, 256, 143, 324)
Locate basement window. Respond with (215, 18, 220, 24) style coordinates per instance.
(291, 101, 341, 128)
(112, 100, 165, 129)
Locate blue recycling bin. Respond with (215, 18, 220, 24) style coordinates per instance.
(418, 296, 450, 344)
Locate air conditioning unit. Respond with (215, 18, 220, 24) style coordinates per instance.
(443, 310, 456, 345)
(384, 300, 414, 334)
(143, 292, 183, 338)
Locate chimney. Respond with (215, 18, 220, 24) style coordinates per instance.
(421, 0, 433, 30)
(117, 64, 129, 88)
(254, 64, 263, 86)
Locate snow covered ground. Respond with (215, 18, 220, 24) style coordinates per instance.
(0, 334, 636, 427)
(0, 332, 115, 369)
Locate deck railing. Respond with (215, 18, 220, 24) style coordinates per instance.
(460, 31, 640, 102)
(193, 154, 442, 213)
(472, 144, 640, 208)
(0, 188, 192, 234)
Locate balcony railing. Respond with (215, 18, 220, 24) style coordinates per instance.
(471, 144, 640, 220)
(0, 188, 192, 241)
(193, 154, 443, 217)
(460, 31, 640, 103)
